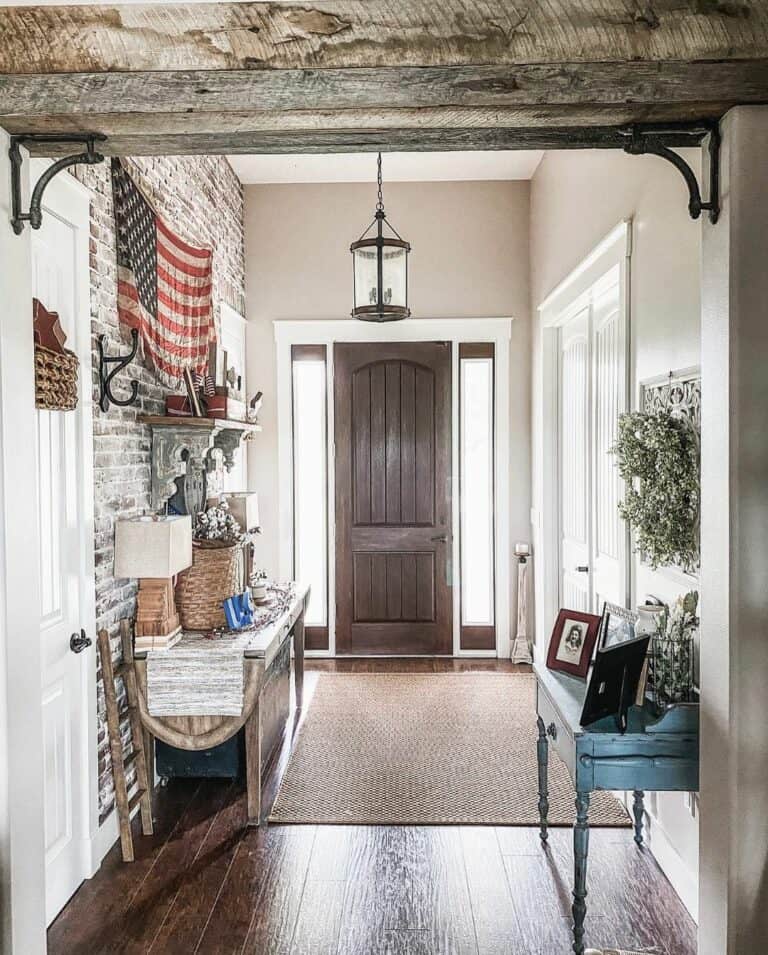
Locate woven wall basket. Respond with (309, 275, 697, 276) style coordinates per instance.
(175, 540, 241, 631)
(35, 343, 79, 411)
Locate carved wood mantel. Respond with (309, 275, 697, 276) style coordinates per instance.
(139, 415, 260, 515)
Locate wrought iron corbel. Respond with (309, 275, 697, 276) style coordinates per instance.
(619, 121, 720, 224)
(9, 133, 106, 234)
(98, 329, 139, 413)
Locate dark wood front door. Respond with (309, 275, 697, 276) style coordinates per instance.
(335, 342, 452, 655)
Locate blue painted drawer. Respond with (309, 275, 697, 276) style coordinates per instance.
(575, 733, 699, 792)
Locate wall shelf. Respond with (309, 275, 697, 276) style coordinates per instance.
(139, 415, 260, 515)
(139, 415, 262, 432)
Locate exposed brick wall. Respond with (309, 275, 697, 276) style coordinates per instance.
(71, 156, 245, 822)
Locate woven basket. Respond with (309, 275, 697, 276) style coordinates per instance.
(175, 540, 241, 631)
(35, 343, 79, 411)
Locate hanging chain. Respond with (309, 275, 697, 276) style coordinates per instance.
(376, 152, 384, 212)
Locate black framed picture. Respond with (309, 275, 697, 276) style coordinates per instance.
(546, 608, 602, 679)
(598, 601, 640, 650)
(580, 636, 651, 733)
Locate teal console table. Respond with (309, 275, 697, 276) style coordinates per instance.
(533, 662, 699, 955)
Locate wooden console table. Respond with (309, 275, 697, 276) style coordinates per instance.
(534, 662, 699, 955)
(133, 585, 308, 825)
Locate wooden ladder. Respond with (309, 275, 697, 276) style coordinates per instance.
(97, 620, 154, 862)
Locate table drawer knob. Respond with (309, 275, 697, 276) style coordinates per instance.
(546, 722, 558, 741)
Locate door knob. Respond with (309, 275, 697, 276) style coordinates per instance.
(576, 565, 589, 573)
(70, 629, 92, 654)
(431, 534, 448, 543)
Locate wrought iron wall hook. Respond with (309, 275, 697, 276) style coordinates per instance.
(9, 133, 106, 234)
(98, 328, 139, 413)
(619, 121, 720, 223)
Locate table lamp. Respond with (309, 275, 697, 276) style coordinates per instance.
(114, 515, 192, 639)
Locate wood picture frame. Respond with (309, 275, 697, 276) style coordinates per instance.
(546, 608, 602, 679)
(598, 600, 639, 650)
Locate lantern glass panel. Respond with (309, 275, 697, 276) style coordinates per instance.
(382, 245, 407, 309)
(353, 246, 379, 310)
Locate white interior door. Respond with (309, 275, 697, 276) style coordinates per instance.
(31, 165, 96, 923)
(558, 267, 627, 614)
(590, 270, 627, 610)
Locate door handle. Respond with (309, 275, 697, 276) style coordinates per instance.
(576, 565, 589, 573)
(431, 534, 448, 543)
(70, 629, 92, 654)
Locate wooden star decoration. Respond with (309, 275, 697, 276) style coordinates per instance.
(33, 298, 67, 353)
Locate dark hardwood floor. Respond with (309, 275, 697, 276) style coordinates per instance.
(48, 660, 697, 955)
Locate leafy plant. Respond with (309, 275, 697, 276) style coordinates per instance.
(611, 411, 700, 573)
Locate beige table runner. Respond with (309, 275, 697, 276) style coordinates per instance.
(146, 583, 296, 716)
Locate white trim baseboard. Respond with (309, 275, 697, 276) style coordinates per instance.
(621, 792, 699, 921)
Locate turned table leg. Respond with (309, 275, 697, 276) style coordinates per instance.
(293, 609, 305, 711)
(632, 790, 645, 846)
(536, 716, 549, 844)
(245, 699, 262, 826)
(572, 791, 590, 955)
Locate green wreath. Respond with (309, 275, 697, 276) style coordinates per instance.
(611, 411, 700, 573)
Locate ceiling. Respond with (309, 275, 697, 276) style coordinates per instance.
(228, 151, 545, 185)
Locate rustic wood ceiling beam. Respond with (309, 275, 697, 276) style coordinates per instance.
(2, 61, 767, 118)
(0, 103, 736, 140)
(11, 125, 714, 159)
(1, 1, 767, 74)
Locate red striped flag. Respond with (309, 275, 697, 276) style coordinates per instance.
(111, 159, 215, 388)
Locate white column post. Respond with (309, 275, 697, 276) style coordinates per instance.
(699, 105, 768, 954)
(0, 130, 46, 952)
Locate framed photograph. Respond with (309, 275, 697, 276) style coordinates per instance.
(580, 635, 651, 733)
(598, 601, 639, 650)
(546, 608, 602, 679)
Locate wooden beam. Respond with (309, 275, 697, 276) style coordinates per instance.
(0, 102, 736, 141)
(1, 1, 767, 74)
(2, 61, 768, 118)
(13, 125, 712, 159)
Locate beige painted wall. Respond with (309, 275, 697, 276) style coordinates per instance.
(530, 148, 702, 916)
(244, 179, 531, 653)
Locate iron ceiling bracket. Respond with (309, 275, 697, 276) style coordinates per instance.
(9, 133, 106, 234)
(618, 121, 720, 224)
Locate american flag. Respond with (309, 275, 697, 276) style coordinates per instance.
(111, 159, 215, 388)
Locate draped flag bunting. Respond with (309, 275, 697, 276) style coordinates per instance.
(111, 159, 215, 388)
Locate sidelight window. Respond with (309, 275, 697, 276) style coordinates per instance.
(291, 345, 328, 630)
(459, 344, 495, 633)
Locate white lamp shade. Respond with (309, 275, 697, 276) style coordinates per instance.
(225, 492, 259, 532)
(114, 515, 192, 579)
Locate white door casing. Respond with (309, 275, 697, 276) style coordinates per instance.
(535, 221, 631, 649)
(273, 318, 513, 658)
(30, 161, 98, 923)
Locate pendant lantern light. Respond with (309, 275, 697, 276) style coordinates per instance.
(350, 153, 410, 322)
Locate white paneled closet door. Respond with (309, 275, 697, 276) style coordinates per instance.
(559, 304, 591, 612)
(32, 168, 95, 924)
(590, 269, 627, 611)
(558, 266, 627, 615)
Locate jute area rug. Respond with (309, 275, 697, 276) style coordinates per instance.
(269, 673, 629, 827)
